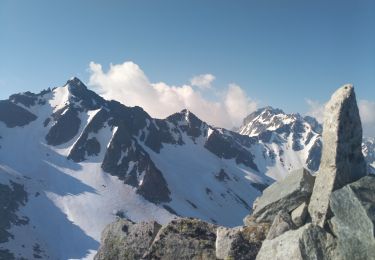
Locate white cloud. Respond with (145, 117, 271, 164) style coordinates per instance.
(225, 84, 258, 126)
(305, 98, 375, 138)
(190, 74, 215, 89)
(305, 99, 325, 123)
(88, 61, 257, 128)
(359, 100, 375, 137)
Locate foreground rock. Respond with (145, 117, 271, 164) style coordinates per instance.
(291, 202, 308, 227)
(216, 221, 270, 260)
(266, 210, 295, 240)
(329, 175, 375, 260)
(308, 84, 368, 227)
(256, 224, 335, 260)
(251, 168, 315, 222)
(94, 218, 161, 260)
(144, 218, 217, 259)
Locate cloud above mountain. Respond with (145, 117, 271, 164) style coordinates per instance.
(190, 74, 215, 89)
(306, 98, 375, 137)
(358, 100, 375, 138)
(305, 99, 325, 123)
(88, 61, 257, 128)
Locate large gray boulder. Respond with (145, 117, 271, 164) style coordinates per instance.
(291, 202, 308, 227)
(348, 175, 375, 228)
(308, 84, 367, 227)
(215, 223, 270, 260)
(266, 210, 295, 240)
(329, 176, 375, 260)
(256, 224, 335, 260)
(143, 218, 217, 260)
(216, 226, 243, 259)
(94, 218, 161, 260)
(252, 168, 315, 223)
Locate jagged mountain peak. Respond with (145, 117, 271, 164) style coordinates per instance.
(54, 77, 105, 110)
(237, 106, 323, 176)
(242, 106, 285, 124)
(167, 108, 203, 127)
(239, 105, 321, 138)
(66, 76, 86, 89)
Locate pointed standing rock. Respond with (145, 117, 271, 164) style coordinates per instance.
(308, 84, 367, 227)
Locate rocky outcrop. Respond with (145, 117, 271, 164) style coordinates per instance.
(329, 176, 375, 260)
(144, 218, 217, 260)
(251, 168, 315, 222)
(0, 100, 37, 127)
(256, 224, 335, 260)
(256, 85, 373, 259)
(308, 84, 368, 227)
(266, 210, 295, 240)
(291, 202, 308, 227)
(0, 181, 28, 244)
(215, 226, 243, 259)
(0, 181, 28, 259)
(94, 218, 161, 260)
(95, 216, 270, 260)
(215, 222, 270, 260)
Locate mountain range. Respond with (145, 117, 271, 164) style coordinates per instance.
(0, 78, 373, 259)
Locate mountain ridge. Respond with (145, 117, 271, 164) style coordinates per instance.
(0, 78, 373, 259)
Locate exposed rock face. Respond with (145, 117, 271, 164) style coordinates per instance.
(0, 181, 28, 259)
(251, 168, 315, 222)
(144, 218, 217, 260)
(266, 210, 295, 240)
(0, 100, 37, 127)
(348, 175, 375, 227)
(94, 218, 161, 260)
(215, 226, 242, 259)
(0, 181, 28, 244)
(308, 84, 368, 227)
(329, 176, 375, 260)
(45, 106, 82, 146)
(95, 217, 271, 260)
(291, 202, 308, 227)
(215, 223, 270, 260)
(255, 85, 374, 260)
(256, 224, 335, 260)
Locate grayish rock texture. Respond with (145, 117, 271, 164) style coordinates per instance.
(216, 226, 243, 259)
(266, 210, 295, 240)
(329, 178, 375, 260)
(256, 224, 334, 260)
(291, 202, 308, 227)
(94, 218, 161, 260)
(252, 168, 315, 222)
(308, 84, 367, 227)
(348, 175, 375, 229)
(215, 223, 270, 260)
(143, 218, 217, 260)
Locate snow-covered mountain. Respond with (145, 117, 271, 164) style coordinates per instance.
(238, 107, 322, 179)
(363, 137, 375, 173)
(238, 106, 375, 178)
(0, 78, 272, 259)
(0, 78, 373, 259)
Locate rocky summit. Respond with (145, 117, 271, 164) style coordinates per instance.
(308, 84, 368, 227)
(95, 84, 375, 260)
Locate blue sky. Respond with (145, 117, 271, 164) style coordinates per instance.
(1, 0, 374, 127)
